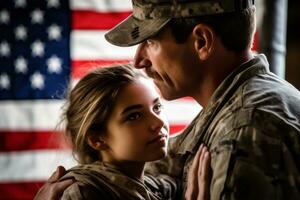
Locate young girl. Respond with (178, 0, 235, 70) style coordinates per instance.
(59, 64, 175, 199)
(58, 64, 210, 200)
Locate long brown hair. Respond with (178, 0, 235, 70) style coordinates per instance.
(62, 64, 147, 164)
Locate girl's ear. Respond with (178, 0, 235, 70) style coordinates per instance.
(87, 134, 108, 151)
(192, 23, 215, 61)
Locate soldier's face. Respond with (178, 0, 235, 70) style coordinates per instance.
(102, 77, 169, 163)
(133, 26, 202, 100)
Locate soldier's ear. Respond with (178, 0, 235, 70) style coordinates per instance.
(192, 23, 215, 60)
(86, 134, 108, 151)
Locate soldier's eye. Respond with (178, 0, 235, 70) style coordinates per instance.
(146, 39, 154, 45)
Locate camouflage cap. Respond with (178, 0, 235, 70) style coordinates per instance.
(105, 0, 255, 47)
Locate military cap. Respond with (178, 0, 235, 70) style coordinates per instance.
(105, 0, 255, 47)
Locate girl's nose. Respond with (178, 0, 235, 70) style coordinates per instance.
(149, 113, 165, 133)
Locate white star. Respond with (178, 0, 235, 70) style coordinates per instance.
(15, 25, 27, 40)
(0, 41, 10, 57)
(47, 0, 60, 8)
(31, 9, 44, 24)
(0, 10, 10, 24)
(47, 24, 62, 40)
(0, 73, 10, 90)
(15, 0, 27, 8)
(30, 71, 45, 90)
(47, 55, 62, 74)
(31, 40, 45, 57)
(15, 56, 28, 74)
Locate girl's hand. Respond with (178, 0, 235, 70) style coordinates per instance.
(185, 144, 211, 200)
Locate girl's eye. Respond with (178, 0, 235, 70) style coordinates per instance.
(126, 113, 141, 121)
(153, 103, 163, 114)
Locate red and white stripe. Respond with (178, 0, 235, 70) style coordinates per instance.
(0, 0, 202, 199)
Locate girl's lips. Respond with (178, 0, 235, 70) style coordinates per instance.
(147, 134, 167, 145)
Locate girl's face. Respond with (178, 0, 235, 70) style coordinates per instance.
(102, 77, 169, 163)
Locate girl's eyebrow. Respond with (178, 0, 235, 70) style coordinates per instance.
(121, 104, 143, 115)
(153, 97, 160, 104)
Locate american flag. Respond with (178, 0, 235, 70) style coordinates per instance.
(0, 0, 201, 199)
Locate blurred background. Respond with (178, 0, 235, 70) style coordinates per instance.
(0, 0, 299, 199)
(286, 1, 300, 90)
(256, 0, 300, 89)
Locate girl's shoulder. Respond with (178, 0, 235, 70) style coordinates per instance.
(61, 181, 116, 200)
(60, 163, 121, 200)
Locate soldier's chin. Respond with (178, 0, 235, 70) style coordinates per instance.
(159, 89, 183, 101)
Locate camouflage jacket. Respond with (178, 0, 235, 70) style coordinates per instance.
(146, 54, 300, 200)
(60, 161, 178, 200)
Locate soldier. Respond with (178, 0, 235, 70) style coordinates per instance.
(35, 0, 300, 199)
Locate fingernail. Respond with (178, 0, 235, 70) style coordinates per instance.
(199, 144, 203, 151)
(205, 152, 210, 158)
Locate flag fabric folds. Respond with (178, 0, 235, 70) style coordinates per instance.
(0, 0, 201, 199)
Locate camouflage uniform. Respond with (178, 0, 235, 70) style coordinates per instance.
(146, 54, 300, 200)
(60, 161, 178, 200)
